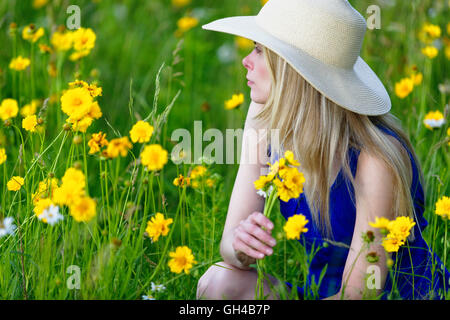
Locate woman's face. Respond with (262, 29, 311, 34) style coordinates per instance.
(242, 42, 271, 104)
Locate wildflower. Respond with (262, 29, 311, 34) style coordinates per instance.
(20, 100, 39, 117)
(421, 46, 438, 59)
(189, 165, 207, 179)
(176, 16, 198, 34)
(142, 295, 155, 300)
(282, 167, 305, 191)
(88, 131, 108, 154)
(32, 178, 59, 204)
(7, 176, 24, 191)
(366, 252, 379, 263)
(284, 150, 300, 166)
(205, 178, 215, 188)
(387, 216, 415, 240)
(0, 217, 16, 238)
(418, 23, 442, 44)
(102, 137, 130, 158)
(224, 93, 244, 110)
(22, 24, 45, 43)
(394, 78, 414, 99)
(362, 230, 375, 244)
(172, 0, 191, 8)
(9, 56, 31, 71)
(448, 128, 450, 146)
(0, 148, 6, 165)
(423, 110, 445, 130)
(410, 72, 423, 86)
(69, 196, 96, 222)
(151, 282, 166, 292)
(51, 29, 73, 51)
(235, 36, 253, 50)
(33, 0, 48, 9)
(167, 246, 197, 274)
(61, 167, 86, 189)
(369, 216, 391, 234)
(140, 144, 168, 171)
(283, 214, 309, 240)
(382, 237, 404, 253)
(145, 212, 173, 242)
(52, 182, 84, 206)
(38, 44, 52, 54)
(40, 204, 64, 226)
(257, 185, 273, 198)
(435, 195, 450, 220)
(129, 120, 154, 143)
(386, 258, 394, 268)
(22, 115, 38, 132)
(0, 98, 19, 121)
(72, 27, 96, 52)
(173, 174, 190, 188)
(60, 87, 93, 121)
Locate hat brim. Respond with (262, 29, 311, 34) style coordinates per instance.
(202, 16, 391, 116)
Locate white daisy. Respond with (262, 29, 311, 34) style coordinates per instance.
(151, 282, 166, 292)
(0, 217, 17, 238)
(424, 118, 445, 128)
(142, 295, 155, 300)
(40, 205, 64, 226)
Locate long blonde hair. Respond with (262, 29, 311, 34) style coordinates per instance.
(254, 46, 425, 241)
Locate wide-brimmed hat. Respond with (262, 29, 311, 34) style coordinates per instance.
(202, 0, 391, 116)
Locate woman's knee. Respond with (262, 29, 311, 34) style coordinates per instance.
(196, 261, 251, 300)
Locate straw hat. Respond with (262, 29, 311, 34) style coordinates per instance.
(202, 0, 391, 116)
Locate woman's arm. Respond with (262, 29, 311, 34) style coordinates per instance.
(219, 100, 276, 270)
(326, 145, 401, 300)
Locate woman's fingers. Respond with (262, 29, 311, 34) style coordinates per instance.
(233, 237, 264, 260)
(235, 222, 274, 257)
(249, 211, 274, 231)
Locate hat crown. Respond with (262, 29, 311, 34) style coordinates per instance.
(255, 0, 367, 69)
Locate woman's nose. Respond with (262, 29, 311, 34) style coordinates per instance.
(242, 54, 253, 70)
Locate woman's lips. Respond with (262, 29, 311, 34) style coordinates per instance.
(247, 80, 254, 86)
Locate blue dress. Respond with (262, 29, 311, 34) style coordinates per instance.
(268, 124, 449, 300)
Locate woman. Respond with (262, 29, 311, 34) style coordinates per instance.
(196, 0, 449, 300)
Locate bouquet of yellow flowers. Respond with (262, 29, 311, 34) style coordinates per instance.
(252, 150, 306, 299)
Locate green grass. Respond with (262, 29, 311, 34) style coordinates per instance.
(0, 0, 448, 299)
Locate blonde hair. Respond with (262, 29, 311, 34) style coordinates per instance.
(254, 46, 425, 241)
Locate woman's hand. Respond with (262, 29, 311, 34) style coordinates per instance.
(232, 212, 277, 267)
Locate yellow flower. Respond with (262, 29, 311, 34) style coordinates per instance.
(33, 197, 53, 219)
(172, 0, 191, 8)
(52, 182, 84, 206)
(7, 176, 24, 191)
(447, 127, 450, 146)
(22, 115, 38, 132)
(69, 196, 96, 222)
(274, 177, 300, 202)
(446, 45, 450, 60)
(176, 16, 198, 34)
(51, 30, 73, 51)
(22, 25, 45, 43)
(129, 120, 154, 143)
(72, 27, 96, 52)
(284, 150, 300, 166)
(0, 148, 6, 165)
(60, 87, 93, 121)
(20, 100, 39, 117)
(9, 56, 31, 71)
(205, 178, 215, 188)
(423, 110, 445, 130)
(189, 165, 207, 179)
(167, 246, 197, 274)
(62, 167, 86, 189)
(410, 72, 423, 86)
(31, 177, 59, 204)
(0, 98, 19, 121)
(387, 216, 415, 241)
(394, 78, 414, 99)
(421, 46, 439, 59)
(283, 214, 309, 240)
(282, 167, 305, 192)
(88, 131, 108, 154)
(145, 212, 173, 242)
(382, 237, 404, 253)
(254, 175, 273, 190)
(418, 23, 442, 44)
(33, 0, 48, 9)
(235, 37, 253, 50)
(106, 137, 133, 158)
(140, 144, 168, 171)
(39, 44, 52, 54)
(224, 93, 244, 110)
(69, 116, 94, 133)
(369, 217, 391, 230)
(173, 174, 190, 188)
(435, 195, 450, 220)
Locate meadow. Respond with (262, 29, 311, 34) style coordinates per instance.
(0, 0, 448, 300)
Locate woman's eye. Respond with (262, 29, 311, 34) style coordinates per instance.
(255, 46, 261, 53)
